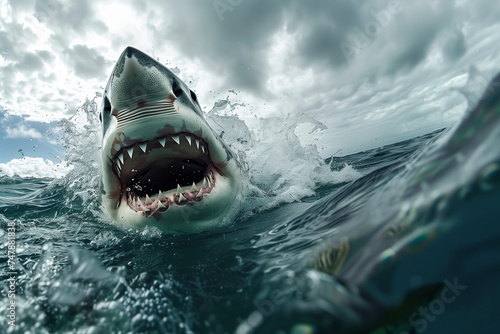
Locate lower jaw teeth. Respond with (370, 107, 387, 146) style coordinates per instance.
(178, 193, 187, 203)
(158, 201, 167, 211)
(126, 174, 215, 215)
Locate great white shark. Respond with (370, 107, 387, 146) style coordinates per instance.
(99, 46, 243, 233)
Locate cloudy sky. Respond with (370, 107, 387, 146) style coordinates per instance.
(1, 0, 500, 176)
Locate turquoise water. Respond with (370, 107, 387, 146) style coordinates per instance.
(1, 75, 500, 333)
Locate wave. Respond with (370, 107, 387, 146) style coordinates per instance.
(236, 71, 500, 333)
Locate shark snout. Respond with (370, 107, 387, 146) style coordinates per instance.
(107, 47, 177, 111)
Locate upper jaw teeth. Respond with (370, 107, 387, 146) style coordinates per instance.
(127, 147, 134, 158)
(113, 133, 209, 170)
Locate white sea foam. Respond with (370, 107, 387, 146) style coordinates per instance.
(205, 99, 363, 210)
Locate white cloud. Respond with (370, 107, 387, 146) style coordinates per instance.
(0, 157, 72, 178)
(5, 123, 43, 138)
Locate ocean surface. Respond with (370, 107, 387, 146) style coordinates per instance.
(1, 74, 500, 334)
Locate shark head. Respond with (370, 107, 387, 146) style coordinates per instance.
(99, 46, 242, 233)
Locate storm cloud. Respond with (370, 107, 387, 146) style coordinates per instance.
(63, 44, 107, 79)
(143, 0, 476, 94)
(1, 0, 500, 161)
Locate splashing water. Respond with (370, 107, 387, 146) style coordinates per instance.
(55, 95, 102, 211)
(6, 70, 499, 334)
(54, 92, 361, 223)
(204, 98, 362, 213)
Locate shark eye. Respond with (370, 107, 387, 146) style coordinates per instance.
(190, 90, 197, 102)
(99, 112, 102, 122)
(173, 87, 183, 98)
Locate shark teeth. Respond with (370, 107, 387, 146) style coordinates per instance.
(115, 133, 217, 212)
(158, 191, 168, 201)
(114, 133, 208, 168)
(158, 201, 167, 211)
(137, 197, 145, 209)
(178, 193, 187, 203)
(118, 153, 124, 164)
(127, 147, 134, 158)
(116, 158, 122, 176)
(127, 169, 216, 214)
(190, 182, 198, 192)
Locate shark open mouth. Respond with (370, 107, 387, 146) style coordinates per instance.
(100, 47, 242, 231)
(112, 132, 218, 216)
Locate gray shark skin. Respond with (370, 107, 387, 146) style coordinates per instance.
(99, 46, 242, 233)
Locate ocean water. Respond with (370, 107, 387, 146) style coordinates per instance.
(1, 74, 500, 334)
